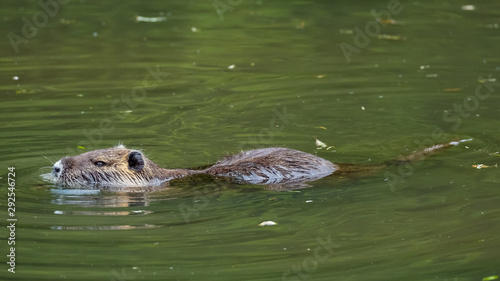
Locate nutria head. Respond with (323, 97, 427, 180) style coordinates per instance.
(47, 145, 168, 189)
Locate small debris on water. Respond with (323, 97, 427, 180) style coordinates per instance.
(461, 5, 476, 11)
(191, 27, 200, 32)
(376, 18, 400, 25)
(482, 276, 498, 281)
(478, 78, 496, 83)
(60, 18, 76, 25)
(227, 64, 236, 69)
(295, 20, 306, 29)
(377, 34, 405, 41)
(442, 88, 462, 92)
(258, 221, 277, 227)
(339, 29, 354, 34)
(317, 74, 326, 78)
(426, 74, 438, 78)
(305, 200, 313, 203)
(12, 76, 19, 80)
(135, 15, 167, 23)
(361, 106, 365, 110)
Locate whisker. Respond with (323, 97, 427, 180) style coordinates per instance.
(38, 153, 55, 165)
(39, 166, 53, 171)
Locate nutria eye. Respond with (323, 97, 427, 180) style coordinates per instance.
(94, 161, 106, 167)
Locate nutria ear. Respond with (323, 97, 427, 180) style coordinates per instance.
(128, 151, 145, 172)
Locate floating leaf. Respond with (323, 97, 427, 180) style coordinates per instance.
(315, 138, 334, 150)
(472, 164, 497, 169)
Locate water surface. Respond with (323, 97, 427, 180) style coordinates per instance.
(1, 1, 499, 280)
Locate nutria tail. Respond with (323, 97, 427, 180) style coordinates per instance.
(334, 138, 472, 178)
(385, 138, 472, 165)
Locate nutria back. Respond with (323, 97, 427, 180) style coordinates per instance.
(202, 147, 338, 184)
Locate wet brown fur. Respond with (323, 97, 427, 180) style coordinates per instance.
(46, 139, 471, 190)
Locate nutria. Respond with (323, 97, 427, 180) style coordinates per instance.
(43, 139, 471, 190)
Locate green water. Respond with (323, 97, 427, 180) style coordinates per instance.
(1, 0, 500, 280)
